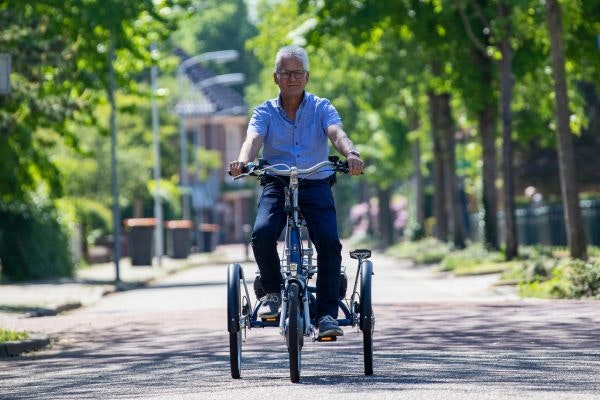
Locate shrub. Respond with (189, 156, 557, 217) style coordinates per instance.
(0, 201, 73, 281)
(386, 237, 450, 265)
(518, 258, 600, 299)
(440, 244, 503, 272)
(563, 259, 600, 299)
(57, 197, 112, 245)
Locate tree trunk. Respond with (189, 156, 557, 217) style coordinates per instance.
(411, 138, 425, 238)
(377, 186, 394, 248)
(474, 48, 500, 250)
(438, 93, 466, 249)
(428, 90, 448, 241)
(498, 2, 518, 260)
(133, 198, 144, 218)
(545, 0, 588, 259)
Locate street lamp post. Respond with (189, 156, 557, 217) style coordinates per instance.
(150, 45, 163, 266)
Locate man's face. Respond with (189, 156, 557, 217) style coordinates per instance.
(274, 55, 309, 97)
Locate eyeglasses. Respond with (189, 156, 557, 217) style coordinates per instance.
(276, 70, 306, 79)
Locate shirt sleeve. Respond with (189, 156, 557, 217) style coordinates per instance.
(248, 104, 270, 138)
(321, 99, 342, 131)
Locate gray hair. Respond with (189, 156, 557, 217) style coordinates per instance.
(274, 45, 309, 72)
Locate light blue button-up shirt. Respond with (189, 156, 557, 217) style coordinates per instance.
(248, 91, 342, 180)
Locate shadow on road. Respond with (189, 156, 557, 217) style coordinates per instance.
(1, 301, 599, 398)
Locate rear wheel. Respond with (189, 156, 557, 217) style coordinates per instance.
(359, 260, 374, 376)
(227, 263, 243, 379)
(286, 282, 303, 383)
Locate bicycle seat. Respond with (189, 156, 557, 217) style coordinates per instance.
(349, 249, 371, 260)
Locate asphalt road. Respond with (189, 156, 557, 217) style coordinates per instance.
(1, 251, 599, 400)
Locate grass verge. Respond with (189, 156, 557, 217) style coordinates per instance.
(0, 328, 28, 342)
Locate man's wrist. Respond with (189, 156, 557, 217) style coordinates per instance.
(347, 150, 360, 158)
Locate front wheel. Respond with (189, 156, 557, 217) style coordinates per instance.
(286, 282, 303, 383)
(227, 263, 243, 379)
(359, 260, 374, 376)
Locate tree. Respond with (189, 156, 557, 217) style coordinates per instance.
(454, 0, 519, 257)
(170, 0, 260, 93)
(0, 0, 186, 203)
(544, 0, 587, 259)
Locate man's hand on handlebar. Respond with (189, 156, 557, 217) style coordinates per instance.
(229, 160, 247, 177)
(346, 153, 363, 176)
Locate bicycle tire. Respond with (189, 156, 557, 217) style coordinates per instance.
(227, 263, 242, 379)
(359, 260, 374, 376)
(287, 282, 302, 383)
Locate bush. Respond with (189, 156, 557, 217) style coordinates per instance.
(0, 201, 73, 281)
(518, 258, 600, 299)
(386, 237, 450, 265)
(440, 244, 517, 275)
(57, 197, 112, 245)
(563, 259, 600, 299)
(441, 244, 502, 271)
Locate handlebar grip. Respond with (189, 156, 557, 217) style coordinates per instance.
(228, 162, 256, 176)
(242, 162, 256, 173)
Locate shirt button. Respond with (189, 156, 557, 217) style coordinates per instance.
(295, 142, 298, 145)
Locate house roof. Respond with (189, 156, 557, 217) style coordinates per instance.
(175, 48, 247, 117)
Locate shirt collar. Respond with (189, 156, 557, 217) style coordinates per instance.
(276, 90, 307, 110)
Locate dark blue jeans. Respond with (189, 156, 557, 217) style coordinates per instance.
(252, 176, 342, 319)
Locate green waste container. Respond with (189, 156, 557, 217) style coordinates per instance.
(124, 218, 155, 266)
(165, 220, 192, 259)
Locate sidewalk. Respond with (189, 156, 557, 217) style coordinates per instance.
(0, 243, 251, 357)
(0, 243, 252, 318)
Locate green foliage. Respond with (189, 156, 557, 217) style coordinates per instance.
(0, 0, 187, 203)
(170, 0, 259, 91)
(57, 197, 113, 245)
(560, 259, 600, 299)
(0, 328, 28, 342)
(0, 201, 73, 281)
(436, 243, 526, 276)
(196, 148, 222, 181)
(386, 237, 450, 265)
(441, 244, 507, 272)
(147, 179, 182, 219)
(516, 256, 600, 299)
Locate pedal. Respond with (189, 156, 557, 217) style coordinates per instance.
(261, 316, 279, 323)
(316, 335, 338, 342)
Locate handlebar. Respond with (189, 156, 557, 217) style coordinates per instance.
(229, 157, 349, 180)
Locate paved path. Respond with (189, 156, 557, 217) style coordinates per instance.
(0, 248, 598, 399)
(0, 244, 251, 316)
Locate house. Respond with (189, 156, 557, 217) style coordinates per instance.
(175, 49, 255, 245)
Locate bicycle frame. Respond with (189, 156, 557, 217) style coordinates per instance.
(233, 159, 358, 338)
(228, 158, 375, 380)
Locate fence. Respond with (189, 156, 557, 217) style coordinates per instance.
(468, 200, 600, 247)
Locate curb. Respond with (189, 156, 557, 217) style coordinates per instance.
(0, 333, 50, 358)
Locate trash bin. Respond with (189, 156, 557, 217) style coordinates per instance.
(124, 218, 155, 266)
(199, 223, 219, 252)
(165, 220, 192, 259)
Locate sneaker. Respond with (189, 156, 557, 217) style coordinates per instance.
(257, 293, 281, 318)
(318, 315, 344, 337)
